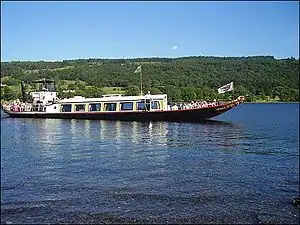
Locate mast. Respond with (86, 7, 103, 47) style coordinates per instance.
(21, 81, 27, 102)
(140, 64, 143, 95)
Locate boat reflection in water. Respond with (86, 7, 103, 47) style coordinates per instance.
(98, 120, 169, 147)
(34, 119, 170, 168)
(16, 117, 250, 176)
(25, 118, 246, 158)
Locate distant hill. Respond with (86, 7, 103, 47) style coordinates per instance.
(1, 56, 299, 102)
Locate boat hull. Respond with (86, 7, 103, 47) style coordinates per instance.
(2, 99, 242, 122)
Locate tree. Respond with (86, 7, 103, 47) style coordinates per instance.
(1, 86, 18, 101)
(181, 87, 196, 102)
(83, 87, 104, 98)
(162, 85, 181, 102)
(67, 83, 76, 90)
(124, 85, 140, 96)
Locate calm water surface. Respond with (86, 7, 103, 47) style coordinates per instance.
(1, 103, 299, 224)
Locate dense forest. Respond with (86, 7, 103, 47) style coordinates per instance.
(1, 56, 299, 103)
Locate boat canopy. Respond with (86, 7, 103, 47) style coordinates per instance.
(58, 94, 167, 103)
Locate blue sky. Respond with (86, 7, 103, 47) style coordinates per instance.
(1, 1, 299, 61)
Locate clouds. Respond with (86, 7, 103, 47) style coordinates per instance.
(172, 45, 178, 50)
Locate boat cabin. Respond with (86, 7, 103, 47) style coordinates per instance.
(45, 93, 168, 113)
(29, 78, 58, 105)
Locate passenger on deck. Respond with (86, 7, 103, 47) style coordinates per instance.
(12, 101, 18, 112)
(21, 102, 26, 111)
(171, 104, 178, 110)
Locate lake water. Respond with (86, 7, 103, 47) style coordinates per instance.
(1, 103, 299, 224)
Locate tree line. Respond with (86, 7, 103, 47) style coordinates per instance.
(1, 56, 299, 103)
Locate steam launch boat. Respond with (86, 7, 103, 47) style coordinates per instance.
(2, 79, 245, 122)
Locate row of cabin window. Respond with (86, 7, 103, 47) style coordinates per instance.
(60, 101, 160, 112)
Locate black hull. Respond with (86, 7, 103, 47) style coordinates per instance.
(3, 99, 243, 122)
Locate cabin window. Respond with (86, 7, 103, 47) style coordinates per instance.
(151, 101, 160, 109)
(104, 103, 117, 111)
(120, 102, 133, 110)
(75, 104, 85, 112)
(89, 103, 101, 111)
(61, 104, 72, 112)
(137, 102, 146, 110)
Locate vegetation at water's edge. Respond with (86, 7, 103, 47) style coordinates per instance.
(1, 56, 299, 103)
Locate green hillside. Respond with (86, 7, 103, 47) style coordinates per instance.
(1, 56, 299, 102)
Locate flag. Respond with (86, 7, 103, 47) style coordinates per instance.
(218, 81, 233, 94)
(134, 65, 142, 73)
